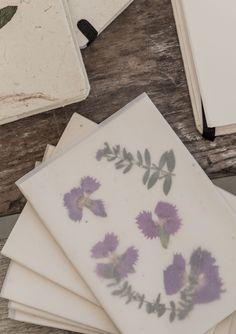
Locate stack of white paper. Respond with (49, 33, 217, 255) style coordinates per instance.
(1, 94, 236, 334)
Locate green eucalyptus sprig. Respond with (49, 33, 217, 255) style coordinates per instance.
(108, 280, 177, 322)
(0, 6, 18, 29)
(96, 143, 176, 195)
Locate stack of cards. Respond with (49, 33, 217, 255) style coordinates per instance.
(1, 94, 236, 334)
(0, 0, 133, 125)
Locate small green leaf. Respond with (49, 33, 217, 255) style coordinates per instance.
(157, 304, 166, 317)
(113, 145, 120, 155)
(0, 6, 17, 29)
(112, 289, 122, 296)
(166, 150, 176, 172)
(115, 159, 124, 166)
(137, 150, 143, 166)
(158, 152, 168, 169)
(144, 149, 151, 167)
(143, 169, 150, 185)
(163, 176, 172, 195)
(107, 156, 116, 161)
(146, 302, 155, 314)
(123, 148, 128, 159)
(104, 142, 112, 154)
(147, 171, 160, 189)
(159, 227, 170, 249)
(169, 310, 176, 322)
(116, 164, 125, 170)
(123, 164, 132, 174)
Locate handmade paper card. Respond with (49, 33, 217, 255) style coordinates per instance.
(68, 0, 133, 48)
(3, 113, 236, 334)
(0, 0, 89, 125)
(0, 261, 118, 334)
(17, 94, 236, 334)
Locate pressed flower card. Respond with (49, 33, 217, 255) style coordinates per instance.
(17, 94, 236, 334)
(0, 0, 89, 125)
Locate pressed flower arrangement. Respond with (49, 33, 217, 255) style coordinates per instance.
(64, 176, 107, 222)
(91, 235, 224, 322)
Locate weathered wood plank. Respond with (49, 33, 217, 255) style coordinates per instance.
(0, 0, 236, 216)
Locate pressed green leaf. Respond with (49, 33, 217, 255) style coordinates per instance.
(166, 150, 176, 172)
(158, 152, 168, 169)
(137, 150, 143, 166)
(0, 6, 17, 29)
(147, 171, 160, 189)
(159, 227, 170, 249)
(143, 169, 150, 185)
(113, 145, 120, 155)
(107, 156, 116, 161)
(157, 304, 166, 317)
(169, 310, 176, 322)
(104, 142, 112, 154)
(112, 289, 122, 296)
(144, 149, 151, 167)
(115, 159, 124, 166)
(146, 302, 155, 314)
(163, 176, 172, 195)
(123, 148, 128, 159)
(116, 164, 125, 170)
(123, 164, 132, 174)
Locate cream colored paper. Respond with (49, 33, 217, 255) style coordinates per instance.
(1, 261, 118, 334)
(17, 94, 236, 334)
(0, 0, 89, 125)
(68, 0, 133, 48)
(2, 114, 98, 303)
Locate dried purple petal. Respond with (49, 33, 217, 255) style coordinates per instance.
(155, 201, 181, 235)
(81, 176, 100, 194)
(190, 248, 223, 304)
(164, 254, 186, 295)
(96, 150, 105, 161)
(88, 199, 107, 217)
(115, 247, 139, 280)
(63, 187, 84, 222)
(91, 233, 119, 258)
(136, 211, 159, 239)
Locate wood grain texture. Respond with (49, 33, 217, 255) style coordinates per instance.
(0, 0, 236, 217)
(0, 239, 75, 334)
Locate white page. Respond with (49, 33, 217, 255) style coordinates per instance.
(68, 0, 133, 48)
(18, 94, 236, 334)
(181, 0, 236, 127)
(1, 261, 118, 334)
(8, 308, 97, 334)
(0, 0, 89, 125)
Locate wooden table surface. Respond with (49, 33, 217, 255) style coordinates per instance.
(0, 0, 236, 333)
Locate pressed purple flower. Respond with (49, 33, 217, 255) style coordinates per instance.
(136, 201, 181, 248)
(115, 247, 139, 279)
(63, 187, 84, 222)
(81, 176, 100, 194)
(155, 202, 181, 235)
(190, 248, 223, 304)
(91, 233, 119, 258)
(136, 211, 159, 239)
(96, 149, 105, 161)
(164, 254, 186, 295)
(88, 199, 107, 217)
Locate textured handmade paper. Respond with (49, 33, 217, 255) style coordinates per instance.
(18, 94, 236, 334)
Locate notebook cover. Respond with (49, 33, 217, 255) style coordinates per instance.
(0, 0, 89, 125)
(181, 0, 236, 128)
(68, 0, 133, 48)
(17, 93, 236, 334)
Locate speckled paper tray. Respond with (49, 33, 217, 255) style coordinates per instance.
(0, 0, 89, 125)
(17, 94, 236, 334)
(68, 0, 133, 48)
